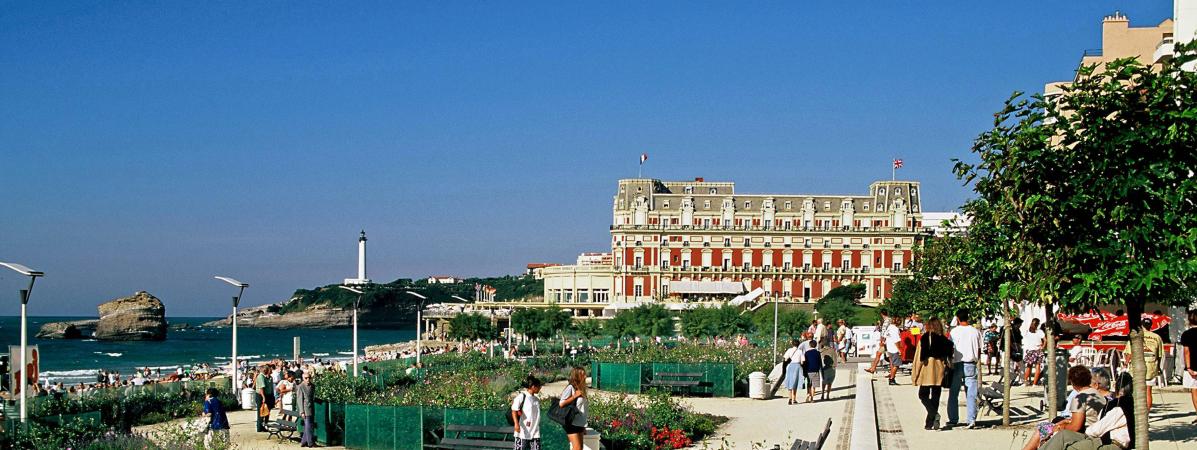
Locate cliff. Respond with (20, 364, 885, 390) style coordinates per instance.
(94, 291, 168, 341)
(202, 301, 415, 329)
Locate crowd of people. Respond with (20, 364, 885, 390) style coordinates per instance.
(862, 307, 1197, 445)
(778, 318, 846, 404)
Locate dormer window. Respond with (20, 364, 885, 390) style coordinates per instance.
(895, 188, 901, 195)
(911, 188, 917, 195)
(703, 200, 711, 209)
(784, 201, 792, 210)
(663, 200, 670, 208)
(877, 203, 885, 212)
(863, 203, 870, 211)
(684, 186, 694, 194)
(823, 201, 831, 210)
(879, 187, 886, 195)
(709, 188, 717, 194)
(744, 201, 751, 209)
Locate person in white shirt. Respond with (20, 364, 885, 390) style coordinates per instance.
(884, 322, 902, 385)
(814, 319, 828, 350)
(947, 311, 983, 428)
(1022, 318, 1046, 386)
(1039, 373, 1134, 450)
(511, 375, 543, 450)
(836, 320, 854, 363)
(782, 338, 806, 405)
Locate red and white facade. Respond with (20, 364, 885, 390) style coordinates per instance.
(609, 177, 929, 305)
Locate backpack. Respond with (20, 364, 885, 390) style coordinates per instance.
(506, 392, 527, 426)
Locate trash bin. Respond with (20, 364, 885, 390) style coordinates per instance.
(584, 428, 601, 450)
(749, 371, 767, 399)
(241, 387, 257, 409)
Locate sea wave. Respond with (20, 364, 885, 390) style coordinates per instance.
(312, 353, 330, 356)
(337, 351, 354, 355)
(213, 355, 263, 360)
(93, 352, 123, 357)
(42, 369, 100, 377)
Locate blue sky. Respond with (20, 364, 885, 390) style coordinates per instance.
(0, 1, 1175, 316)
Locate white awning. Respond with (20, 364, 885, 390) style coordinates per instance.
(602, 303, 642, 311)
(667, 280, 747, 295)
(729, 288, 766, 307)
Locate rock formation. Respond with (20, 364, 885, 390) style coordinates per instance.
(202, 302, 414, 329)
(94, 291, 168, 341)
(36, 320, 98, 339)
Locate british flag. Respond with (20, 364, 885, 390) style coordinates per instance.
(892, 159, 904, 169)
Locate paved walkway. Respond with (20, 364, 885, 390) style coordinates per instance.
(870, 366, 1197, 449)
(136, 408, 338, 450)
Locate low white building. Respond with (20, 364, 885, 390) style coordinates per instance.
(427, 275, 461, 284)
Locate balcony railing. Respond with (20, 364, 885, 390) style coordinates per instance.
(1154, 37, 1174, 63)
(1083, 48, 1104, 57)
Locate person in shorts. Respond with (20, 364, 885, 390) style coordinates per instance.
(512, 375, 543, 450)
(1022, 318, 1046, 386)
(802, 338, 823, 402)
(1123, 317, 1164, 410)
(884, 320, 903, 385)
(1180, 310, 1197, 423)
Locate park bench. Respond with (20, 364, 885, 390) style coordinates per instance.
(787, 418, 832, 450)
(648, 371, 704, 394)
(265, 409, 301, 442)
(427, 424, 514, 449)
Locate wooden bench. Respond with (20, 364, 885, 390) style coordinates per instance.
(265, 409, 301, 442)
(648, 371, 704, 394)
(427, 424, 514, 449)
(788, 418, 831, 450)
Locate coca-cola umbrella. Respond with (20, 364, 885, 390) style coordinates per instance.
(1057, 311, 1171, 339)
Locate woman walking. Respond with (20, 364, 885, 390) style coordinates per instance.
(782, 339, 805, 405)
(512, 375, 543, 450)
(559, 367, 589, 450)
(1023, 318, 1046, 386)
(912, 317, 953, 430)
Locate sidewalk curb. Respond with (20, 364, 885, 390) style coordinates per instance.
(849, 363, 879, 450)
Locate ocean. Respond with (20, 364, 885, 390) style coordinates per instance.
(0, 316, 414, 384)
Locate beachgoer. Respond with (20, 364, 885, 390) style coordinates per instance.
(277, 371, 295, 411)
(984, 324, 1001, 375)
(560, 367, 589, 450)
(512, 375, 543, 450)
(254, 365, 275, 432)
(1022, 318, 1045, 386)
(865, 313, 891, 374)
(1020, 366, 1106, 450)
(1123, 317, 1163, 410)
(947, 311, 982, 429)
(782, 339, 804, 405)
(1038, 373, 1133, 450)
(912, 317, 952, 430)
(1181, 310, 1197, 423)
(836, 320, 853, 363)
(820, 351, 836, 401)
(202, 387, 230, 448)
(884, 319, 902, 385)
(296, 371, 315, 447)
(802, 338, 822, 403)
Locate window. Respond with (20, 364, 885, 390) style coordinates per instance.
(743, 262, 751, 270)
(744, 201, 751, 209)
(564, 292, 573, 302)
(633, 285, 643, 297)
(784, 201, 792, 210)
(634, 256, 643, 268)
(863, 203, 870, 211)
(911, 188, 917, 195)
(663, 200, 670, 208)
(704, 200, 711, 209)
(895, 188, 901, 195)
(822, 262, 831, 270)
(783, 261, 792, 270)
(862, 265, 871, 273)
(878, 187, 886, 195)
(803, 287, 811, 301)
(682, 259, 691, 269)
(842, 260, 850, 270)
(709, 188, 717, 194)
(743, 238, 751, 246)
(723, 238, 731, 246)
(660, 258, 669, 269)
(893, 261, 903, 271)
(823, 201, 831, 210)
(594, 290, 609, 303)
(803, 262, 811, 271)
(578, 292, 589, 303)
(684, 186, 693, 194)
(877, 203, 884, 212)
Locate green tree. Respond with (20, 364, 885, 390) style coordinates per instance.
(603, 312, 635, 349)
(679, 307, 717, 342)
(681, 305, 751, 341)
(574, 319, 603, 347)
(815, 284, 865, 326)
(627, 304, 675, 339)
(752, 307, 812, 341)
(510, 308, 549, 356)
(955, 43, 1197, 447)
(447, 313, 497, 342)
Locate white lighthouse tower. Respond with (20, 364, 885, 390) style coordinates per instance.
(343, 230, 371, 285)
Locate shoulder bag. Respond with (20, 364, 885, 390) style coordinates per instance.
(547, 396, 578, 426)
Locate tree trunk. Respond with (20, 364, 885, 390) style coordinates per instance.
(1127, 301, 1150, 450)
(532, 338, 537, 357)
(1002, 307, 1013, 426)
(1045, 302, 1058, 419)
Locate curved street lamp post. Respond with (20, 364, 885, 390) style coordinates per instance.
(214, 276, 248, 394)
(1, 261, 44, 425)
(339, 286, 365, 377)
(405, 291, 428, 366)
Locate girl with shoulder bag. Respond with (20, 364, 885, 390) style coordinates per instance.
(912, 317, 954, 430)
(558, 367, 589, 450)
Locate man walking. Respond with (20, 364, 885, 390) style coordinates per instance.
(948, 310, 982, 428)
(1124, 317, 1164, 411)
(1180, 310, 1197, 423)
(255, 365, 275, 433)
(296, 371, 316, 447)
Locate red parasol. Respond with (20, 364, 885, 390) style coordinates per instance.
(1057, 311, 1170, 339)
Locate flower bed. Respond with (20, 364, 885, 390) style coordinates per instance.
(589, 391, 724, 450)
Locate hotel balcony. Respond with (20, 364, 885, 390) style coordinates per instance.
(1154, 37, 1174, 64)
(610, 223, 932, 234)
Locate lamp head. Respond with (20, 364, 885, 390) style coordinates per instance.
(0, 262, 43, 277)
(404, 291, 428, 300)
(214, 276, 248, 288)
(339, 286, 364, 295)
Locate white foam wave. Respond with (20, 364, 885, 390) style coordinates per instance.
(41, 369, 100, 377)
(92, 352, 123, 357)
(213, 355, 263, 361)
(312, 353, 330, 356)
(337, 351, 354, 355)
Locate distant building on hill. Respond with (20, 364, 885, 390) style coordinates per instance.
(426, 275, 461, 284)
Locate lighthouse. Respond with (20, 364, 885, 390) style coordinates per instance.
(344, 230, 371, 285)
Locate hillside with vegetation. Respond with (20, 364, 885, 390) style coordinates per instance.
(278, 275, 543, 314)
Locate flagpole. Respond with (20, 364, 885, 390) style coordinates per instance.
(639, 162, 643, 178)
(892, 160, 895, 181)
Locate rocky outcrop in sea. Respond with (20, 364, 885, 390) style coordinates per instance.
(202, 302, 414, 329)
(38, 291, 168, 341)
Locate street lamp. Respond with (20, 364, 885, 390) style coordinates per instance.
(214, 276, 248, 394)
(339, 286, 364, 377)
(405, 291, 428, 366)
(2, 261, 44, 424)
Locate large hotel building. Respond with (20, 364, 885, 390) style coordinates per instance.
(480, 177, 933, 318)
